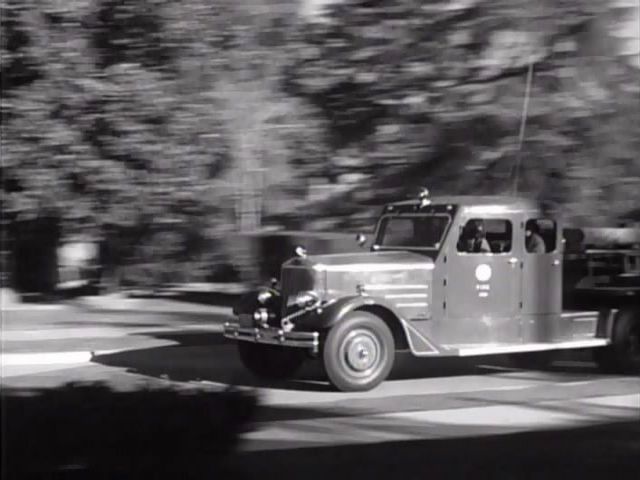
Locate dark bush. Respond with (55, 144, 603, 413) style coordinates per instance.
(2, 383, 257, 478)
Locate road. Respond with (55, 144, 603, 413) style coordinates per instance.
(2, 304, 639, 478)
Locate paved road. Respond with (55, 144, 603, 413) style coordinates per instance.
(3, 304, 639, 469)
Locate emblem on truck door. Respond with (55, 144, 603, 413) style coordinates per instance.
(475, 264, 492, 282)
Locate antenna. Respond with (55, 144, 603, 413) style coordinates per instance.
(512, 56, 535, 196)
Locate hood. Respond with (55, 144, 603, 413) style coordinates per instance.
(281, 250, 434, 320)
(305, 250, 434, 273)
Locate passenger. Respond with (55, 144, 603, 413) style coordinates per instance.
(458, 220, 491, 253)
(526, 222, 547, 253)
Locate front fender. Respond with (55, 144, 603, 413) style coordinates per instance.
(299, 295, 402, 330)
(296, 295, 442, 356)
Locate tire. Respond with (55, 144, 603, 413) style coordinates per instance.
(237, 342, 305, 380)
(323, 311, 395, 392)
(593, 308, 640, 374)
(509, 351, 554, 370)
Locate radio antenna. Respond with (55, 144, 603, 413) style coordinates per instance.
(512, 56, 535, 195)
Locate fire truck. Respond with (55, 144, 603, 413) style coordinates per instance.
(224, 192, 640, 391)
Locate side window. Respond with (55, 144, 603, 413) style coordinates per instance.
(525, 219, 556, 254)
(457, 218, 513, 254)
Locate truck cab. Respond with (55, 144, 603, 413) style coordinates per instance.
(224, 192, 640, 391)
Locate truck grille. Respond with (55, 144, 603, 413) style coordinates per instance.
(280, 265, 316, 315)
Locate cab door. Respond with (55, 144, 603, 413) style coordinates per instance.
(521, 218, 564, 342)
(443, 215, 523, 345)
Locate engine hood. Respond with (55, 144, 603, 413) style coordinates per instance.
(281, 250, 434, 320)
(306, 250, 434, 273)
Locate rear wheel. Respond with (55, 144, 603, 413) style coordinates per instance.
(593, 308, 640, 373)
(323, 311, 395, 392)
(237, 342, 305, 380)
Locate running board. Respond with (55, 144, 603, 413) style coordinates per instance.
(452, 338, 610, 357)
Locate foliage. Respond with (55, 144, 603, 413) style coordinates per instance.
(284, 0, 640, 228)
(1, 0, 638, 290)
(0, 0, 310, 287)
(2, 382, 257, 478)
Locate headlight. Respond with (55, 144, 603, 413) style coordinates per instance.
(294, 290, 320, 308)
(257, 289, 273, 305)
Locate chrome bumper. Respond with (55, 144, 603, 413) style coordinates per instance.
(223, 322, 320, 354)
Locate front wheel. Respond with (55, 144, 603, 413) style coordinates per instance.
(323, 311, 395, 392)
(237, 342, 305, 380)
(593, 308, 640, 373)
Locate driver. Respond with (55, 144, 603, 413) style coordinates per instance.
(458, 220, 491, 253)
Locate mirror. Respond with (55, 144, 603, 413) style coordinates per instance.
(356, 233, 367, 247)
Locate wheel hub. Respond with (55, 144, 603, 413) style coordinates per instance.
(344, 330, 380, 372)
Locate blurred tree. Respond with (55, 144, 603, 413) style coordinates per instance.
(2, 0, 638, 291)
(283, 0, 640, 228)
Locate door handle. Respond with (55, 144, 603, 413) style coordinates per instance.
(508, 257, 519, 265)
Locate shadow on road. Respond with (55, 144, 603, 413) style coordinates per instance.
(4, 380, 638, 479)
(233, 420, 640, 480)
(92, 328, 608, 393)
(91, 329, 520, 392)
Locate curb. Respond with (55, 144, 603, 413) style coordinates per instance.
(2, 351, 95, 366)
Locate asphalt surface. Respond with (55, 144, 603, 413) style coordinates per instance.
(2, 303, 639, 479)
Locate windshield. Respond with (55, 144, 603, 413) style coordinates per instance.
(376, 214, 450, 250)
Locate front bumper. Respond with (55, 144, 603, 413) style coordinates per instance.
(223, 322, 320, 354)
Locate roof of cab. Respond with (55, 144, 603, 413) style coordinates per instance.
(388, 195, 541, 212)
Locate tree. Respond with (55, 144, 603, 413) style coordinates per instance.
(282, 0, 640, 228)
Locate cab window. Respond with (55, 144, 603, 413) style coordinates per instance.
(525, 219, 556, 254)
(457, 219, 512, 254)
(378, 215, 450, 249)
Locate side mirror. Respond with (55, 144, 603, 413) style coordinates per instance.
(356, 233, 367, 248)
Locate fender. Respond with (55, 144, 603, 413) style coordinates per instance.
(310, 296, 442, 356)
(316, 295, 399, 329)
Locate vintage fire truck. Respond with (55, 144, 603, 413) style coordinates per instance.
(224, 192, 640, 391)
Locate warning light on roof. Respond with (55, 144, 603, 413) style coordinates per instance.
(419, 187, 431, 207)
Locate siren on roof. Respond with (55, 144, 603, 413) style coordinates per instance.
(419, 187, 431, 207)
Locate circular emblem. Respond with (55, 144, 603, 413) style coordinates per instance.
(475, 264, 492, 282)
